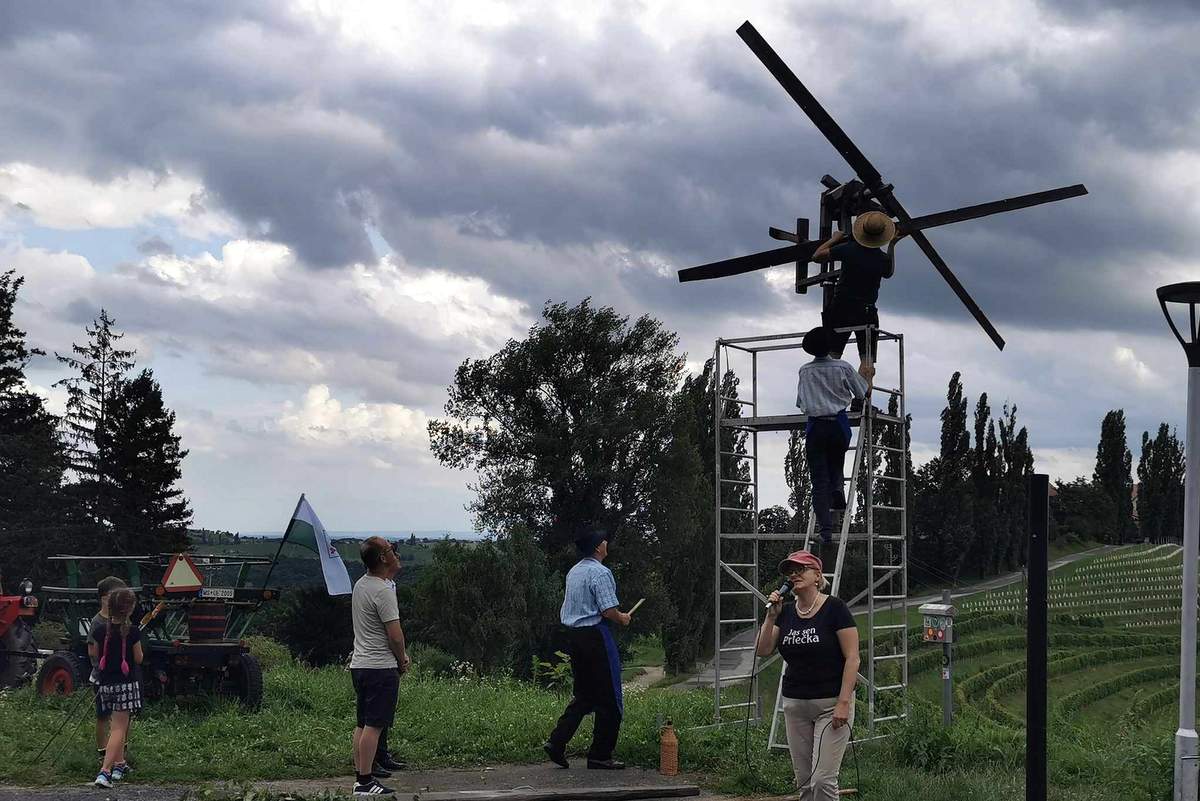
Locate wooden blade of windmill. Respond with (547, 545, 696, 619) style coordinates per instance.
(900, 185, 1088, 235)
(907, 229, 1006, 350)
(677, 242, 818, 282)
(736, 21, 884, 189)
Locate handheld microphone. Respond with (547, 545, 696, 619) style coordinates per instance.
(765, 580, 793, 610)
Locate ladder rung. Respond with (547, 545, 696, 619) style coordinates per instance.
(720, 451, 755, 460)
(876, 444, 903, 453)
(721, 618, 756, 625)
(720, 478, 755, 485)
(873, 714, 907, 723)
(720, 591, 752, 596)
(720, 506, 755, 513)
(720, 646, 756, 653)
(875, 683, 906, 691)
(873, 386, 902, 396)
(875, 595, 906, 601)
(874, 535, 906, 541)
(720, 396, 755, 406)
(873, 654, 906, 662)
(872, 564, 904, 570)
(874, 505, 904, 512)
(723, 562, 755, 568)
(717, 674, 754, 683)
(876, 475, 905, 482)
(872, 624, 906, 631)
(719, 701, 755, 709)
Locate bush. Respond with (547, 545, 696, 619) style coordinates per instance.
(408, 643, 455, 678)
(243, 635, 292, 672)
(32, 618, 65, 650)
(275, 587, 355, 667)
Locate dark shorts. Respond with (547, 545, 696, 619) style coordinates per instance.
(351, 668, 399, 729)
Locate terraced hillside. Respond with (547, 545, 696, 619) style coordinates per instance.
(902, 543, 1191, 737)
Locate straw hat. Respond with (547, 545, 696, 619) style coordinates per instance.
(852, 211, 897, 249)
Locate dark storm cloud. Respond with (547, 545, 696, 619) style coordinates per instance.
(2, 1, 1198, 346)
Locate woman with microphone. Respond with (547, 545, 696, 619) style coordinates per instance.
(755, 550, 860, 801)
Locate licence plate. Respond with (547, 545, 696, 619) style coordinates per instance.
(199, 587, 235, 599)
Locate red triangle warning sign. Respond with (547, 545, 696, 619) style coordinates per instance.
(162, 553, 204, 592)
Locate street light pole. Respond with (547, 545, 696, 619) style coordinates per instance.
(1156, 282, 1200, 801)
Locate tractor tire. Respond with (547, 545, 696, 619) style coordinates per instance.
(0, 621, 36, 688)
(229, 652, 263, 710)
(37, 650, 87, 697)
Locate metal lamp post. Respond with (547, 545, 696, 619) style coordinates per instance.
(1157, 282, 1200, 801)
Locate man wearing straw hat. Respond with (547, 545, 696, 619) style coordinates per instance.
(812, 211, 905, 383)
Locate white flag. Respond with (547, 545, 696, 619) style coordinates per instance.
(282, 494, 353, 595)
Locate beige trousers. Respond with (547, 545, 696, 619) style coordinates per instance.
(781, 696, 854, 801)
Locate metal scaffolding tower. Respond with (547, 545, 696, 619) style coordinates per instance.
(710, 324, 910, 745)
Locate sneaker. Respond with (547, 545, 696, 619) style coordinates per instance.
(112, 762, 129, 781)
(375, 752, 407, 771)
(94, 771, 113, 788)
(371, 763, 392, 779)
(353, 778, 396, 796)
(586, 758, 626, 770)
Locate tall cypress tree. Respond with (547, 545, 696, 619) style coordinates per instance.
(936, 373, 973, 578)
(996, 404, 1033, 571)
(0, 270, 66, 585)
(1093, 410, 1135, 544)
(1137, 424, 1185, 543)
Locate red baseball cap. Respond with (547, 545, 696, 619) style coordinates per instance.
(778, 549, 822, 576)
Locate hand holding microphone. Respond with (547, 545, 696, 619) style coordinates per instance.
(765, 579, 793, 619)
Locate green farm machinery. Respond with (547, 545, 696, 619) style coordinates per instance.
(35, 553, 281, 709)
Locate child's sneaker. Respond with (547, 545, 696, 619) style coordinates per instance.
(94, 771, 113, 788)
(112, 762, 129, 781)
(353, 777, 395, 796)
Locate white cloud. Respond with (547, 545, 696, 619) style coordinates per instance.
(277, 384, 430, 451)
(0, 162, 237, 240)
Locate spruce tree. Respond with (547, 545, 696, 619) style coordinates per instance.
(1093, 410, 1135, 544)
(55, 309, 135, 547)
(106, 369, 192, 554)
(0, 271, 66, 585)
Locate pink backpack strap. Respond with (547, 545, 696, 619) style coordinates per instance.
(120, 628, 130, 676)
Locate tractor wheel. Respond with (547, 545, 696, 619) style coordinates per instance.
(37, 650, 87, 697)
(0, 621, 36, 688)
(229, 652, 263, 710)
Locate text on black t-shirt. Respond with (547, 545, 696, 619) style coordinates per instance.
(775, 596, 856, 699)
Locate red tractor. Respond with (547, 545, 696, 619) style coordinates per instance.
(0, 576, 41, 688)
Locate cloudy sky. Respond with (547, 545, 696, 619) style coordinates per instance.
(2, 0, 1198, 533)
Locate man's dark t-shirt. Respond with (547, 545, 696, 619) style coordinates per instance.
(90, 622, 142, 685)
(776, 596, 856, 699)
(829, 239, 891, 306)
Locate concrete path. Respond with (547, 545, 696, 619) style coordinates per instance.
(0, 763, 714, 801)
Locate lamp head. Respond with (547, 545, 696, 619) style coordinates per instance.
(1157, 282, 1200, 367)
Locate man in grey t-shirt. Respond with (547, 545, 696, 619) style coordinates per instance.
(350, 536, 409, 797)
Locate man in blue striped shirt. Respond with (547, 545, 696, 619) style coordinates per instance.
(797, 326, 869, 548)
(544, 528, 631, 770)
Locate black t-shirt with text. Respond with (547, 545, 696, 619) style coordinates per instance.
(90, 621, 142, 685)
(776, 596, 856, 699)
(829, 239, 891, 306)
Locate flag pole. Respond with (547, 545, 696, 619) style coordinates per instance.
(263, 493, 306, 589)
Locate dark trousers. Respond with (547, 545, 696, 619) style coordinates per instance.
(823, 303, 879, 361)
(547, 625, 622, 761)
(807, 419, 850, 540)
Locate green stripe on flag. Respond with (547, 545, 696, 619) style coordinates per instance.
(286, 518, 320, 553)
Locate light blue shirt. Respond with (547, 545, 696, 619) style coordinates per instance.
(560, 557, 620, 628)
(796, 356, 869, 417)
